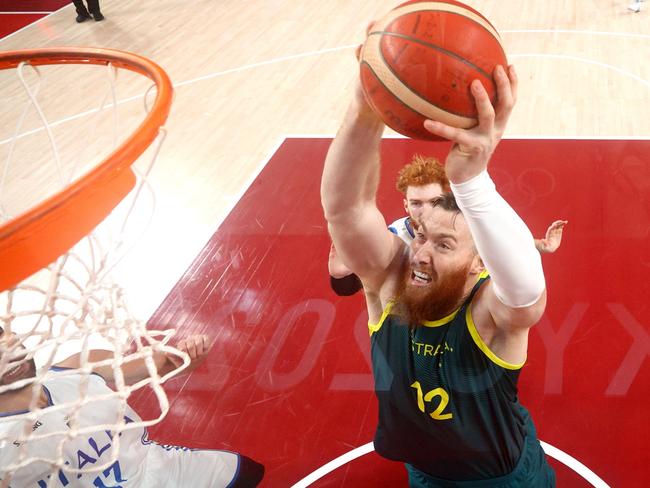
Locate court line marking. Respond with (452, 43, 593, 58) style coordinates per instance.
(173, 44, 358, 88)
(539, 441, 611, 488)
(290, 442, 374, 488)
(509, 52, 650, 89)
(0, 8, 62, 42)
(3, 33, 650, 147)
(0, 44, 356, 148)
(0, 12, 53, 14)
(502, 29, 650, 40)
(211, 136, 287, 232)
(290, 440, 611, 488)
(167, 28, 650, 90)
(281, 133, 650, 140)
(211, 131, 650, 235)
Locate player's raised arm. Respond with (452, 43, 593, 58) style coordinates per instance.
(321, 80, 404, 285)
(424, 65, 546, 338)
(55, 334, 211, 385)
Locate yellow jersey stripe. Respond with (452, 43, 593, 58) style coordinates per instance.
(421, 309, 459, 327)
(465, 306, 525, 370)
(420, 271, 488, 327)
(369, 272, 490, 335)
(369, 301, 395, 337)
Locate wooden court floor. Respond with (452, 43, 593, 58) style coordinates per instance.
(1, 1, 649, 486)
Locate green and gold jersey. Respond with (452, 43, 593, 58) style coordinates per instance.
(370, 274, 530, 480)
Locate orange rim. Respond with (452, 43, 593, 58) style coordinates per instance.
(0, 47, 173, 291)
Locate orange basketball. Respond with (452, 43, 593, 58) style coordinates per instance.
(359, 0, 508, 140)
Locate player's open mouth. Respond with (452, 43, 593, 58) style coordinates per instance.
(411, 270, 432, 285)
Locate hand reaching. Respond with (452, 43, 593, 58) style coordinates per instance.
(423, 65, 518, 184)
(535, 220, 568, 254)
(166, 334, 211, 374)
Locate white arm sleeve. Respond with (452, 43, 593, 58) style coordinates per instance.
(450, 170, 545, 308)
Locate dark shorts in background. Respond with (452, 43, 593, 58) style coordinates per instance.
(405, 414, 556, 488)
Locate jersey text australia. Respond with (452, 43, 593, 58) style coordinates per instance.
(369, 275, 531, 480)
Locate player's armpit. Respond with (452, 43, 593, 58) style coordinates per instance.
(470, 283, 546, 366)
(327, 205, 405, 284)
(478, 280, 547, 333)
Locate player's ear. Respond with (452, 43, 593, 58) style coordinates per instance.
(469, 253, 484, 276)
(403, 198, 408, 214)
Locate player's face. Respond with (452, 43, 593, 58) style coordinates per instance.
(0, 332, 37, 388)
(398, 207, 477, 323)
(403, 183, 444, 224)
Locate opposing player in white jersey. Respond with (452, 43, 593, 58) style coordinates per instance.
(0, 329, 264, 487)
(329, 156, 567, 296)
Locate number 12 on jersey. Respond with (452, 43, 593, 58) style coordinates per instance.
(410, 381, 453, 420)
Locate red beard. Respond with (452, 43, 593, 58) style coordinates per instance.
(395, 259, 472, 325)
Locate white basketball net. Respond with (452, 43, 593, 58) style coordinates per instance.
(0, 58, 186, 487)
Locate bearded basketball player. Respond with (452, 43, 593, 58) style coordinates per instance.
(321, 64, 556, 487)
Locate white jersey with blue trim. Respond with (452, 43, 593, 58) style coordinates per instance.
(0, 369, 239, 487)
(387, 216, 415, 245)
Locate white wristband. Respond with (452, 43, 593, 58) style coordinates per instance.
(450, 171, 545, 308)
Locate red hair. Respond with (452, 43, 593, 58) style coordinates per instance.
(396, 155, 448, 194)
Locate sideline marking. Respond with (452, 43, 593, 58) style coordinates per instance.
(290, 441, 611, 488)
(3, 47, 650, 148)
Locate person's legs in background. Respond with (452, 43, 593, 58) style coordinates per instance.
(85, 0, 105, 21)
(72, 0, 91, 22)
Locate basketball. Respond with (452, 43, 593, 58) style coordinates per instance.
(359, 0, 508, 140)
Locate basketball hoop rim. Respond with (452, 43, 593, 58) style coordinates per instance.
(0, 47, 173, 291)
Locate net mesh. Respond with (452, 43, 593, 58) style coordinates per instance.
(0, 53, 185, 486)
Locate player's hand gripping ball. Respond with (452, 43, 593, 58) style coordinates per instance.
(359, 0, 508, 140)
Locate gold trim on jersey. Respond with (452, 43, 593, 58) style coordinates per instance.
(465, 306, 525, 370)
(369, 301, 395, 336)
(369, 299, 460, 336)
(416, 272, 490, 327)
(420, 309, 459, 327)
(368, 272, 491, 336)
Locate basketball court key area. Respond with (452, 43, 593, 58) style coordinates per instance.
(1, 0, 650, 486)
